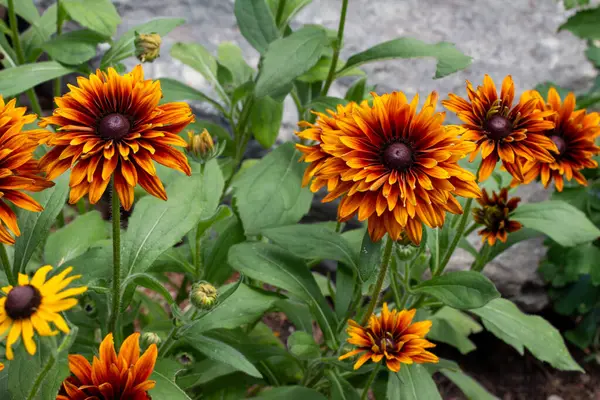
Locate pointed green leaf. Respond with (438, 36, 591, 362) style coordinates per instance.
(186, 335, 262, 378)
(0, 61, 73, 97)
(150, 370, 192, 400)
(387, 364, 442, 400)
(358, 230, 382, 282)
(234, 0, 279, 54)
(441, 369, 497, 400)
(559, 6, 600, 39)
(62, 0, 120, 37)
(250, 95, 283, 148)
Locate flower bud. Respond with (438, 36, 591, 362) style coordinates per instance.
(176, 351, 195, 366)
(186, 129, 225, 164)
(142, 332, 162, 347)
(134, 32, 162, 63)
(190, 281, 218, 310)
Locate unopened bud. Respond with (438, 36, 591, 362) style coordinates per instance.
(186, 129, 224, 164)
(190, 281, 218, 310)
(176, 351, 195, 366)
(142, 332, 162, 347)
(134, 32, 162, 63)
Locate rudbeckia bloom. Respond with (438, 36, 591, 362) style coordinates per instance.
(296, 92, 480, 244)
(38, 65, 195, 210)
(0, 266, 87, 359)
(58, 332, 158, 400)
(519, 88, 600, 191)
(0, 97, 53, 245)
(442, 75, 558, 182)
(339, 303, 438, 372)
(472, 188, 522, 245)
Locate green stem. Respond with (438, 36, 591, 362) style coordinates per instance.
(389, 260, 402, 309)
(335, 221, 342, 233)
(321, 0, 349, 96)
(360, 237, 394, 325)
(53, 0, 63, 100)
(56, 210, 65, 228)
(159, 325, 178, 357)
(291, 89, 304, 121)
(274, 0, 287, 26)
(360, 364, 381, 400)
(0, 244, 15, 286)
(108, 180, 122, 335)
(436, 198, 473, 275)
(76, 199, 86, 215)
(26, 353, 55, 400)
(7, 0, 42, 116)
(470, 242, 492, 272)
(195, 229, 203, 279)
(464, 221, 478, 237)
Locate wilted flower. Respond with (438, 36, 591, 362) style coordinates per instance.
(296, 92, 480, 245)
(0, 266, 87, 359)
(472, 188, 522, 245)
(135, 32, 162, 63)
(442, 75, 558, 182)
(39, 65, 194, 210)
(190, 281, 218, 310)
(339, 303, 438, 372)
(58, 333, 157, 399)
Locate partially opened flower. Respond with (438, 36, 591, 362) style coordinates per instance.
(0, 266, 87, 359)
(339, 303, 438, 372)
(39, 65, 194, 210)
(442, 75, 557, 182)
(296, 92, 480, 244)
(0, 97, 53, 245)
(58, 332, 158, 400)
(519, 88, 600, 191)
(472, 188, 522, 245)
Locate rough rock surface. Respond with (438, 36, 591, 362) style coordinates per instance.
(34, 0, 596, 310)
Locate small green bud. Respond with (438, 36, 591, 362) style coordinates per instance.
(134, 32, 162, 63)
(190, 281, 218, 310)
(176, 351, 195, 366)
(142, 332, 162, 347)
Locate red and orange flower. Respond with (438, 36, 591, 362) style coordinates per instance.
(0, 97, 53, 245)
(442, 75, 558, 182)
(58, 332, 157, 399)
(296, 92, 480, 245)
(472, 188, 522, 245)
(339, 303, 438, 372)
(38, 65, 194, 210)
(518, 88, 600, 191)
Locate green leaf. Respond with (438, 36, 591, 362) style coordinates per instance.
(326, 370, 361, 400)
(534, 82, 570, 99)
(287, 331, 320, 359)
(412, 271, 500, 310)
(121, 272, 174, 308)
(42, 29, 107, 65)
(21, 4, 57, 62)
(186, 120, 234, 158)
(14, 174, 69, 274)
(297, 57, 364, 83)
(150, 370, 192, 400)
(182, 283, 277, 334)
(171, 42, 228, 101)
(559, 6, 600, 39)
(511, 200, 600, 247)
(66, 243, 111, 285)
(255, 386, 328, 400)
(0, 61, 72, 97)
(234, 0, 280, 54)
(335, 264, 356, 320)
(62, 0, 120, 38)
(250, 95, 283, 148)
(100, 18, 185, 68)
(232, 142, 313, 234)
(218, 42, 254, 87)
(44, 211, 107, 266)
(0, 0, 39, 23)
(204, 215, 246, 285)
(255, 26, 329, 98)
(470, 298, 583, 371)
(262, 223, 358, 269)
(485, 228, 541, 265)
(122, 174, 205, 276)
(187, 335, 262, 378)
(341, 37, 472, 79)
(387, 364, 442, 400)
(441, 369, 497, 400)
(276, 299, 313, 334)
(228, 242, 339, 347)
(159, 78, 224, 109)
(428, 307, 482, 355)
(267, 0, 313, 29)
(357, 230, 382, 282)
(345, 77, 368, 103)
(304, 96, 349, 114)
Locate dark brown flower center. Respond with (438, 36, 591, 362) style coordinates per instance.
(485, 115, 512, 140)
(383, 142, 413, 171)
(5, 285, 41, 320)
(380, 337, 396, 351)
(97, 113, 131, 140)
(550, 135, 566, 156)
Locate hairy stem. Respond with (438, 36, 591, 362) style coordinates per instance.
(360, 363, 381, 400)
(321, 0, 349, 96)
(0, 244, 14, 286)
(108, 180, 122, 335)
(360, 237, 394, 325)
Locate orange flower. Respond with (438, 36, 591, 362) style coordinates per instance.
(339, 303, 438, 372)
(442, 75, 558, 182)
(39, 65, 194, 210)
(296, 92, 480, 244)
(472, 188, 522, 245)
(0, 97, 53, 244)
(58, 332, 158, 400)
(518, 88, 600, 191)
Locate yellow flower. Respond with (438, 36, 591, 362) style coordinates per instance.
(0, 266, 87, 359)
(339, 303, 438, 372)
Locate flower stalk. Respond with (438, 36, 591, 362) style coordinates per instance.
(322, 0, 349, 96)
(0, 244, 14, 286)
(360, 237, 394, 326)
(108, 180, 122, 335)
